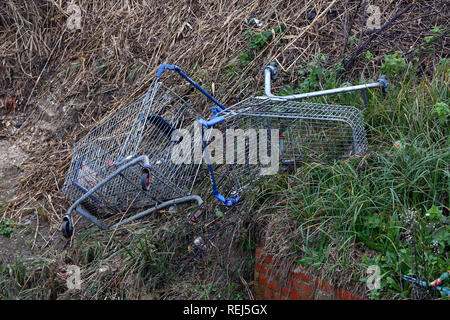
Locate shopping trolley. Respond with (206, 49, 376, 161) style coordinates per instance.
(199, 62, 389, 205)
(61, 64, 233, 238)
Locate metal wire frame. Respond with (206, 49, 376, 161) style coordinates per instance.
(205, 96, 368, 199)
(62, 79, 204, 217)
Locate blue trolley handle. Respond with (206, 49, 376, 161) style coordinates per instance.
(201, 131, 241, 207)
(156, 63, 227, 111)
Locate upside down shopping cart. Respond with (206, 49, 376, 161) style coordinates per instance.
(197, 62, 388, 204)
(61, 62, 388, 237)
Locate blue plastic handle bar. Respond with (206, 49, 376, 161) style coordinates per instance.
(200, 129, 240, 206)
(198, 116, 226, 128)
(207, 163, 241, 206)
(156, 63, 227, 111)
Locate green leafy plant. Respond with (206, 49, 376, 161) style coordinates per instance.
(295, 54, 343, 93)
(424, 35, 436, 44)
(0, 220, 14, 237)
(431, 26, 443, 34)
(246, 29, 273, 51)
(278, 85, 294, 96)
(380, 51, 407, 77)
(215, 209, 224, 218)
(238, 52, 254, 67)
(348, 35, 358, 46)
(238, 25, 286, 66)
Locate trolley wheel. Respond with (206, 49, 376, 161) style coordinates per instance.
(141, 171, 151, 191)
(61, 216, 73, 238)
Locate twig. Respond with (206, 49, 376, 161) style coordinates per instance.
(17, 29, 66, 134)
(342, 2, 416, 70)
(340, 0, 363, 60)
(31, 209, 39, 250)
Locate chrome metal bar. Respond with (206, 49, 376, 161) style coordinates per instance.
(75, 205, 109, 230)
(263, 64, 388, 101)
(109, 195, 203, 229)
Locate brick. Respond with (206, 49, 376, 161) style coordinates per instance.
(265, 288, 273, 300)
(300, 282, 314, 298)
(267, 267, 279, 278)
(273, 292, 282, 300)
(288, 276, 300, 290)
(291, 267, 309, 283)
(253, 282, 265, 298)
(288, 289, 300, 300)
(253, 246, 367, 301)
(339, 289, 354, 300)
(339, 289, 363, 300)
(255, 262, 267, 274)
(292, 272, 309, 284)
(264, 254, 273, 265)
(315, 278, 334, 295)
(259, 274, 268, 287)
(271, 259, 282, 267)
(268, 280, 278, 291)
(333, 287, 341, 298)
(349, 292, 365, 300)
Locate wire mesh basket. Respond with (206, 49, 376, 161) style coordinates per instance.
(203, 97, 368, 201)
(202, 63, 387, 204)
(61, 72, 205, 237)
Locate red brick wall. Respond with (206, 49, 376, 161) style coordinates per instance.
(254, 247, 366, 300)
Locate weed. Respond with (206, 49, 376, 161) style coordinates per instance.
(278, 85, 294, 96)
(274, 53, 346, 96)
(380, 51, 408, 78)
(365, 51, 373, 61)
(348, 35, 359, 47)
(238, 52, 254, 67)
(0, 220, 14, 237)
(432, 102, 449, 124)
(238, 25, 285, 66)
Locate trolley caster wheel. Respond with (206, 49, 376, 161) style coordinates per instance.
(141, 168, 151, 191)
(62, 216, 73, 238)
